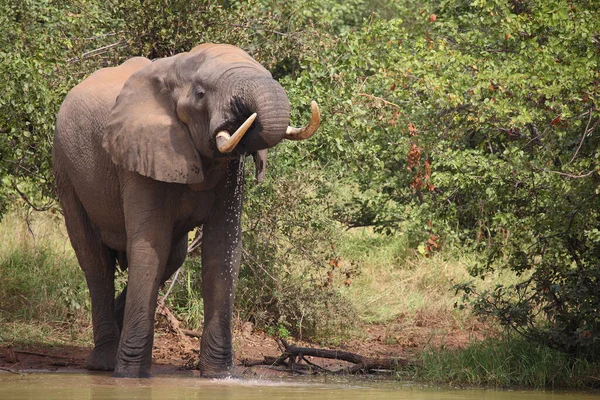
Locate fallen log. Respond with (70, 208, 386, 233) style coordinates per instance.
(156, 299, 183, 336)
(241, 338, 412, 374)
(242, 355, 287, 368)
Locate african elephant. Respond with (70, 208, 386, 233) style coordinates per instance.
(52, 43, 319, 378)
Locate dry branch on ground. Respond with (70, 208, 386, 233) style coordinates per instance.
(242, 338, 411, 374)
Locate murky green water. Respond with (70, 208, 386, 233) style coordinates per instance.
(1, 373, 599, 400)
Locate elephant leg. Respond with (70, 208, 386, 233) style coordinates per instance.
(113, 176, 177, 378)
(112, 231, 172, 378)
(199, 161, 244, 377)
(113, 237, 187, 332)
(57, 182, 120, 371)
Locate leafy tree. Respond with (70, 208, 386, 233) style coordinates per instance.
(286, 0, 600, 355)
(0, 0, 119, 215)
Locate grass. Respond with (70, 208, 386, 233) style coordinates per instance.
(0, 209, 507, 343)
(411, 335, 600, 389)
(336, 227, 490, 332)
(2, 209, 480, 345)
(0, 209, 91, 346)
(337, 227, 468, 324)
(337, 227, 526, 331)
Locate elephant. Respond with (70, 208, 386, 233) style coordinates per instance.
(52, 43, 319, 378)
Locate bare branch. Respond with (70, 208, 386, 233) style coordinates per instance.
(0, 366, 22, 375)
(187, 229, 203, 255)
(545, 169, 597, 179)
(161, 268, 181, 304)
(568, 107, 596, 165)
(242, 248, 281, 284)
(82, 31, 123, 41)
(181, 329, 202, 338)
(245, 339, 412, 374)
(242, 355, 288, 367)
(157, 228, 203, 306)
(67, 40, 127, 62)
(12, 181, 54, 212)
(230, 24, 291, 37)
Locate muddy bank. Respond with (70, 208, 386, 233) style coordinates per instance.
(0, 318, 483, 376)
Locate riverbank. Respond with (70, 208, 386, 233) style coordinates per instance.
(0, 315, 478, 376)
(2, 323, 600, 390)
(2, 210, 600, 389)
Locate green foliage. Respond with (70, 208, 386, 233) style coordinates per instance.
(279, 0, 600, 356)
(168, 162, 357, 341)
(0, 248, 85, 322)
(0, 0, 120, 213)
(421, 0, 600, 358)
(113, 0, 303, 66)
(239, 158, 358, 341)
(4, 0, 600, 355)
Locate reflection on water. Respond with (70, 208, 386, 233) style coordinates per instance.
(1, 373, 599, 400)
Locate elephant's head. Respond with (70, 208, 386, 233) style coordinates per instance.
(103, 43, 319, 184)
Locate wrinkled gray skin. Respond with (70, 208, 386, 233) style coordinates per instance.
(53, 44, 294, 378)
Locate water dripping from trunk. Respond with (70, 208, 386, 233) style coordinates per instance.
(226, 155, 246, 299)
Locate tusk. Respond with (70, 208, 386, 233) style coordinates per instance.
(285, 100, 320, 141)
(216, 113, 257, 153)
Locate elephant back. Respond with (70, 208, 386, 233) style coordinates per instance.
(57, 57, 152, 143)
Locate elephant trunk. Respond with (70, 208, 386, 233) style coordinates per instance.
(239, 77, 291, 152)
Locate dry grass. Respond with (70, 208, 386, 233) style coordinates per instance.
(0, 208, 73, 257)
(336, 228, 470, 324)
(336, 227, 520, 330)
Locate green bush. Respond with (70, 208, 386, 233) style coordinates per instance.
(280, 0, 600, 356)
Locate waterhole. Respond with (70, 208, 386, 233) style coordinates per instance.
(1, 373, 598, 400)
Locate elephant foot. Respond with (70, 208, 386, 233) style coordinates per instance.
(198, 357, 236, 379)
(86, 343, 118, 371)
(113, 353, 152, 378)
(113, 367, 152, 379)
(199, 367, 236, 379)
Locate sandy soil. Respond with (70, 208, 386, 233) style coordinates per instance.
(0, 314, 485, 376)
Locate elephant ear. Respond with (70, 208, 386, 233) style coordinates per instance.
(252, 150, 267, 183)
(103, 56, 204, 184)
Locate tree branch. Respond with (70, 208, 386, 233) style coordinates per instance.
(12, 181, 54, 212)
(545, 169, 596, 179)
(568, 107, 596, 165)
(67, 40, 127, 62)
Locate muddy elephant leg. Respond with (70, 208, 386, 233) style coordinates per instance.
(112, 226, 172, 378)
(113, 237, 188, 332)
(199, 161, 244, 377)
(57, 183, 120, 371)
(112, 175, 180, 378)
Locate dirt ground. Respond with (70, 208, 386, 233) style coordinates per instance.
(0, 313, 485, 376)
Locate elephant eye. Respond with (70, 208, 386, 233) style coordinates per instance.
(195, 86, 205, 99)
